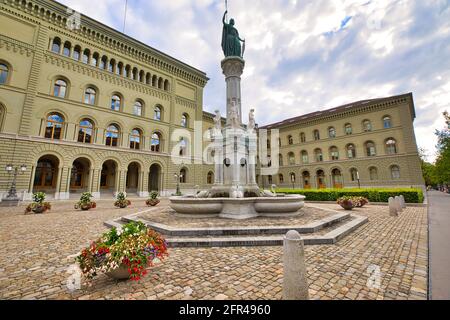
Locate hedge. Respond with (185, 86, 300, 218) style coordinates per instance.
(276, 188, 424, 204)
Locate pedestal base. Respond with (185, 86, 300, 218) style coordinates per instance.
(0, 197, 20, 207)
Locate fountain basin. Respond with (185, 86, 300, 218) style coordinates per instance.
(169, 195, 305, 220)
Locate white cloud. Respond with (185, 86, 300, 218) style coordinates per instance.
(58, 0, 450, 162)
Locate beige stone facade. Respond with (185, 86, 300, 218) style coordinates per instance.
(257, 94, 425, 190)
(0, 0, 424, 201)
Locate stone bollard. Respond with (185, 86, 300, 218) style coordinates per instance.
(400, 195, 406, 209)
(395, 196, 403, 213)
(283, 230, 309, 300)
(388, 197, 398, 216)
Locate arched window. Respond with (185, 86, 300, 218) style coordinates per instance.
(51, 38, 61, 53)
(332, 168, 343, 188)
(91, 52, 99, 67)
(111, 95, 121, 111)
(288, 135, 293, 145)
(108, 59, 115, 73)
(82, 49, 90, 64)
(302, 171, 311, 189)
(53, 79, 67, 98)
(290, 172, 296, 183)
(179, 138, 187, 156)
(73, 46, 81, 61)
(330, 146, 339, 160)
(328, 127, 336, 138)
(62, 41, 71, 57)
(100, 56, 107, 70)
(125, 65, 131, 78)
(106, 124, 120, 147)
(345, 123, 352, 135)
(278, 154, 283, 166)
(164, 79, 170, 91)
(383, 116, 392, 129)
(78, 119, 94, 143)
(154, 106, 162, 121)
(300, 132, 306, 143)
(130, 129, 141, 150)
(132, 68, 138, 81)
(181, 114, 188, 128)
(268, 175, 273, 184)
(317, 170, 326, 189)
(346, 144, 356, 158)
(152, 75, 158, 87)
(84, 87, 96, 105)
(117, 62, 124, 76)
(369, 167, 378, 180)
(391, 165, 401, 179)
(146, 73, 151, 85)
(151, 133, 161, 152)
(288, 152, 295, 165)
(139, 70, 145, 83)
(158, 77, 163, 89)
(313, 129, 320, 141)
(365, 141, 376, 157)
(133, 101, 143, 116)
(363, 120, 372, 132)
(180, 168, 187, 183)
(385, 138, 398, 154)
(279, 174, 284, 184)
(301, 150, 309, 164)
(207, 171, 214, 184)
(0, 63, 9, 84)
(350, 168, 358, 182)
(314, 148, 323, 162)
(45, 113, 64, 140)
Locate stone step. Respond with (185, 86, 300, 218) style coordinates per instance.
(119, 212, 351, 237)
(165, 215, 368, 248)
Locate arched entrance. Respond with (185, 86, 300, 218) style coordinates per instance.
(149, 163, 161, 192)
(100, 160, 117, 194)
(70, 158, 91, 193)
(316, 170, 326, 189)
(302, 171, 311, 189)
(126, 162, 141, 194)
(33, 155, 60, 194)
(331, 168, 343, 189)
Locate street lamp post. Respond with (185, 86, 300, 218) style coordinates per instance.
(1, 164, 27, 207)
(356, 171, 361, 189)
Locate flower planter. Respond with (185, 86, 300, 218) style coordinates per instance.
(146, 199, 160, 207)
(339, 203, 354, 210)
(106, 264, 130, 280)
(32, 206, 46, 214)
(81, 204, 91, 211)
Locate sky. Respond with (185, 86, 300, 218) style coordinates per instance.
(57, 0, 450, 162)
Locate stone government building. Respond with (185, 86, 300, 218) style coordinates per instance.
(0, 0, 424, 201)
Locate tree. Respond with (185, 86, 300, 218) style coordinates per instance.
(434, 111, 450, 186)
(419, 148, 438, 186)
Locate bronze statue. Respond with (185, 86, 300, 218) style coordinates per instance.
(221, 10, 245, 58)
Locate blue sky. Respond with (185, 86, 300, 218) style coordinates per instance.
(58, 0, 450, 162)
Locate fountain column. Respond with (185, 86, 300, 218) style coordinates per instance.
(221, 57, 245, 126)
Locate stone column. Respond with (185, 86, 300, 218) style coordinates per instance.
(92, 168, 101, 199)
(114, 170, 121, 194)
(88, 168, 95, 193)
(55, 167, 64, 199)
(221, 57, 245, 126)
(283, 230, 309, 300)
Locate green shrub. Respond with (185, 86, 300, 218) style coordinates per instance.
(276, 188, 424, 203)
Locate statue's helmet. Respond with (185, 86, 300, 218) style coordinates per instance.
(230, 18, 235, 25)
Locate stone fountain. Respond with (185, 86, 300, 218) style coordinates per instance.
(169, 10, 305, 219)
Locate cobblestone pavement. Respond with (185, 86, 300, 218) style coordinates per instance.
(139, 205, 332, 228)
(0, 200, 427, 300)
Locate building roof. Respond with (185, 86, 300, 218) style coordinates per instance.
(259, 93, 414, 129)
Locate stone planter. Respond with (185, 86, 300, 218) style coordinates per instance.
(32, 206, 46, 214)
(339, 203, 354, 210)
(81, 204, 91, 211)
(106, 264, 130, 280)
(146, 199, 160, 207)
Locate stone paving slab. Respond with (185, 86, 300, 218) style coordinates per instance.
(0, 201, 427, 300)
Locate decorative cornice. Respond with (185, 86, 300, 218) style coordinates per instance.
(175, 96, 197, 109)
(0, 34, 34, 57)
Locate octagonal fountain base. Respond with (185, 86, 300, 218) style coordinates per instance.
(169, 195, 306, 220)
